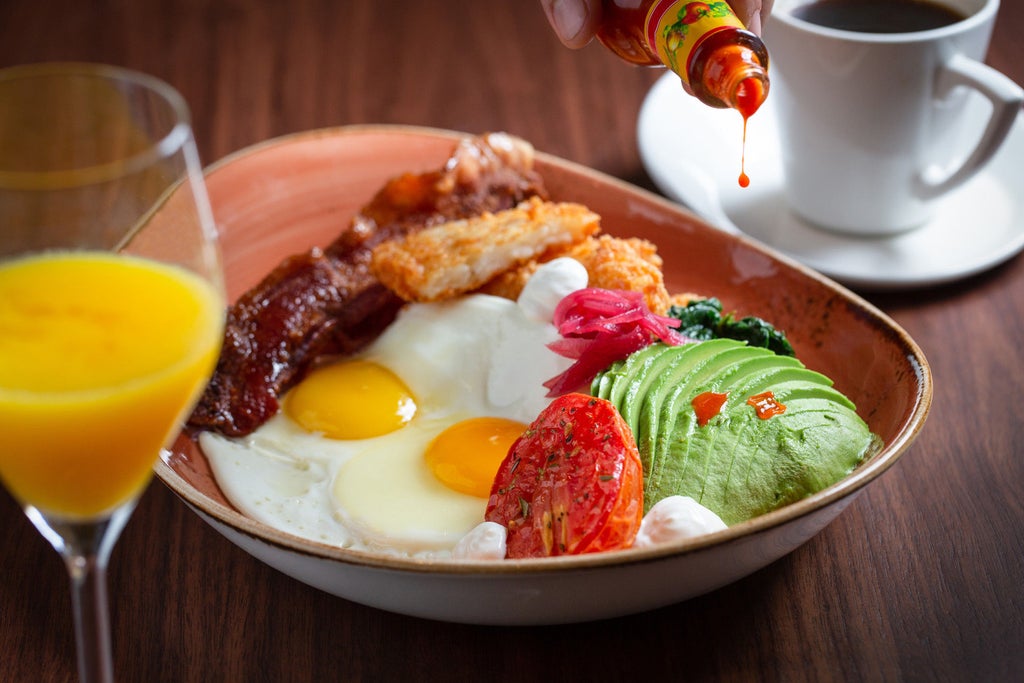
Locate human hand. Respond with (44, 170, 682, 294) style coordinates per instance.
(540, 0, 775, 49)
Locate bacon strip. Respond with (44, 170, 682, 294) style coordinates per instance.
(188, 133, 548, 436)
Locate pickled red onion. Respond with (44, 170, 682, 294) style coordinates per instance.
(543, 288, 691, 396)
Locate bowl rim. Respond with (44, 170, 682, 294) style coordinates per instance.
(155, 123, 933, 576)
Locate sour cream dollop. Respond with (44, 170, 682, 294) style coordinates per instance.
(633, 496, 728, 548)
(452, 521, 508, 560)
(516, 257, 589, 323)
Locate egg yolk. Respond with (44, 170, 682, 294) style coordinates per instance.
(284, 360, 416, 439)
(424, 417, 526, 498)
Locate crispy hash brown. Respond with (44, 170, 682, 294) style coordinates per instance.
(370, 196, 600, 302)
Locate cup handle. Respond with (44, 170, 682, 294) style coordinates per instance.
(915, 53, 1024, 199)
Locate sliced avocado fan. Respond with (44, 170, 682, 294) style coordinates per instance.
(593, 339, 880, 525)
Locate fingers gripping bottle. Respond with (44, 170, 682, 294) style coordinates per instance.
(596, 0, 770, 117)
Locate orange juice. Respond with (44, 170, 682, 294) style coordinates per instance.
(0, 252, 223, 518)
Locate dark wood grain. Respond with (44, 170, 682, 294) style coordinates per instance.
(2, 1, 1022, 681)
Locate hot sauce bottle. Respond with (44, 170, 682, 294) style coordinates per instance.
(595, 0, 770, 186)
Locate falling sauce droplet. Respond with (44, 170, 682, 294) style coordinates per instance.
(738, 115, 750, 188)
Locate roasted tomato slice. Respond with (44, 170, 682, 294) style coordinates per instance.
(485, 393, 643, 558)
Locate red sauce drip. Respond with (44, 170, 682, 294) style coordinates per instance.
(692, 391, 728, 427)
(734, 77, 765, 189)
(746, 391, 786, 420)
(737, 114, 751, 188)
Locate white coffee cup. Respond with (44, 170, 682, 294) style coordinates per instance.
(765, 0, 1023, 235)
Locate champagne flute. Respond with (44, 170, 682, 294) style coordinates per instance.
(0, 63, 224, 682)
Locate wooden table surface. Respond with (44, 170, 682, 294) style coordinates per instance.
(2, 1, 1022, 680)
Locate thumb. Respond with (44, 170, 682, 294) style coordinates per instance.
(541, 0, 603, 49)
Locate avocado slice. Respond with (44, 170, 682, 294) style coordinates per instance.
(644, 342, 773, 495)
(593, 339, 879, 524)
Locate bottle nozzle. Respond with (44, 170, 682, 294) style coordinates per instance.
(709, 44, 769, 115)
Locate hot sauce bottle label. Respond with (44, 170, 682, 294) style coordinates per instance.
(646, 0, 746, 87)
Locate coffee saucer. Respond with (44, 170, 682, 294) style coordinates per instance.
(637, 72, 1024, 290)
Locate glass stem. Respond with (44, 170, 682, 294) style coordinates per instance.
(67, 549, 114, 683)
(27, 502, 135, 683)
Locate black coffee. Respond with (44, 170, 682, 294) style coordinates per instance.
(792, 0, 967, 33)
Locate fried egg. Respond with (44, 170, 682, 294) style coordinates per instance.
(201, 258, 589, 558)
